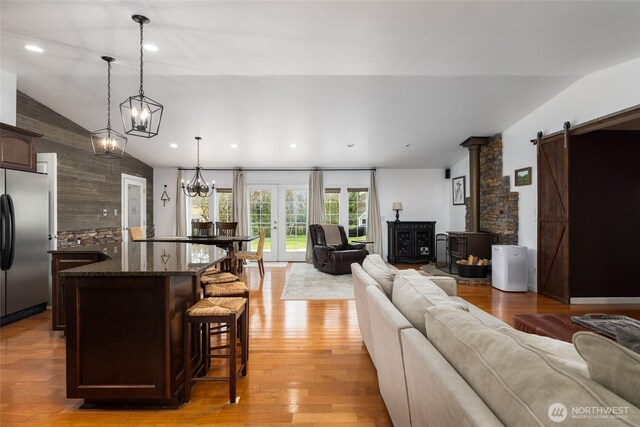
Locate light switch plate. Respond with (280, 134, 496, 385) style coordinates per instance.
(114, 209, 118, 216)
(102, 209, 108, 217)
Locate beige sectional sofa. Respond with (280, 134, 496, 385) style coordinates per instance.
(352, 255, 640, 427)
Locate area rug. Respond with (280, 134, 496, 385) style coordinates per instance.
(281, 263, 354, 300)
(244, 261, 288, 268)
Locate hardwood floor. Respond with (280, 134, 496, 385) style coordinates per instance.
(1, 263, 639, 426)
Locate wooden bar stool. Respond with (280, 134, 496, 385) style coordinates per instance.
(184, 297, 248, 404)
(202, 280, 251, 363)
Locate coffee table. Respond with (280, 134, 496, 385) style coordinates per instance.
(512, 313, 594, 343)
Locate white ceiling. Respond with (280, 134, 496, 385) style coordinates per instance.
(1, 1, 639, 169)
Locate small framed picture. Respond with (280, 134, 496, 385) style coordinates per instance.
(515, 167, 532, 186)
(452, 176, 466, 205)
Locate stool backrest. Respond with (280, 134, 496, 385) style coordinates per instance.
(128, 226, 144, 241)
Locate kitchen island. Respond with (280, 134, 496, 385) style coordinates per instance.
(52, 242, 226, 408)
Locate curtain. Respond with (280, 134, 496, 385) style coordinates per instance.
(176, 170, 187, 236)
(232, 170, 247, 237)
(306, 170, 325, 263)
(367, 170, 382, 255)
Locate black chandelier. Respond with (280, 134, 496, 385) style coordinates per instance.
(182, 137, 215, 197)
(120, 14, 163, 138)
(90, 56, 127, 159)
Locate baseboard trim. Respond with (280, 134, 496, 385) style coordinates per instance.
(570, 297, 640, 304)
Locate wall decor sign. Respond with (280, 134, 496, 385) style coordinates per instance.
(515, 167, 532, 186)
(452, 176, 466, 205)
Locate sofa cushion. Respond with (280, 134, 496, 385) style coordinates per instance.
(573, 331, 640, 408)
(425, 306, 640, 427)
(362, 254, 395, 297)
(450, 297, 510, 330)
(499, 327, 589, 377)
(392, 274, 467, 336)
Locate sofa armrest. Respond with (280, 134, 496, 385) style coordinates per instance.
(424, 276, 457, 296)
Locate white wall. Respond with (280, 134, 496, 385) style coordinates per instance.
(153, 167, 449, 260)
(447, 156, 469, 232)
(1, 70, 17, 125)
(502, 57, 640, 290)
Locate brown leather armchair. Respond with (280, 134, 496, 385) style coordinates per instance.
(309, 224, 369, 275)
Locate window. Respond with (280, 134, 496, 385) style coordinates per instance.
(348, 188, 368, 242)
(216, 188, 232, 222)
(190, 195, 210, 222)
(324, 188, 340, 225)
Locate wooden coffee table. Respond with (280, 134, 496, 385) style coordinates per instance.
(512, 313, 594, 343)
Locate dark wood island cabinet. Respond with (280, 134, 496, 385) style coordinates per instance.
(51, 242, 226, 408)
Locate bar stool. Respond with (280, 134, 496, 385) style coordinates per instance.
(184, 297, 248, 404)
(202, 280, 251, 363)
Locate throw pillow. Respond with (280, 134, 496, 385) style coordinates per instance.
(362, 255, 395, 296)
(573, 331, 640, 408)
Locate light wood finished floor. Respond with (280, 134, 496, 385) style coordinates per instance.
(1, 263, 639, 426)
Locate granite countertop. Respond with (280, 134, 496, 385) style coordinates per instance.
(53, 242, 227, 277)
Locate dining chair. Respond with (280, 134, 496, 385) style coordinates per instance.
(235, 228, 267, 278)
(216, 222, 238, 271)
(128, 226, 144, 241)
(215, 222, 238, 237)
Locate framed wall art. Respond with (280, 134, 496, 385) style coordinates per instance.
(452, 176, 466, 205)
(515, 167, 532, 186)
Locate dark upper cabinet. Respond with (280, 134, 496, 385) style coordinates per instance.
(387, 221, 436, 264)
(0, 123, 42, 172)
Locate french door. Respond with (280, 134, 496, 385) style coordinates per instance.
(247, 185, 308, 262)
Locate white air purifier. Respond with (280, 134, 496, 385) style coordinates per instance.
(491, 245, 528, 292)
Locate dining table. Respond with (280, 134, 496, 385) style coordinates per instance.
(138, 235, 258, 274)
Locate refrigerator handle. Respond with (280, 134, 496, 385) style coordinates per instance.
(6, 195, 15, 270)
(0, 194, 8, 271)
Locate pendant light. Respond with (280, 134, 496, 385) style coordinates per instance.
(90, 56, 127, 159)
(182, 137, 215, 197)
(120, 14, 163, 138)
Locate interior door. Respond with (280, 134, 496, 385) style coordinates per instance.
(122, 174, 147, 242)
(247, 185, 308, 262)
(537, 134, 570, 303)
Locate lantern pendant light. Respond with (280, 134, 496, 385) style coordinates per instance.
(120, 14, 163, 138)
(90, 56, 128, 159)
(182, 137, 215, 198)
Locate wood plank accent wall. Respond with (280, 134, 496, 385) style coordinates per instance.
(15, 91, 153, 241)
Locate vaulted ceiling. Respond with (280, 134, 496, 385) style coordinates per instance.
(2, 1, 639, 168)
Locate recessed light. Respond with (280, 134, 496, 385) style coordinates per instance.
(143, 44, 158, 52)
(230, 143, 238, 149)
(347, 144, 355, 148)
(290, 143, 297, 148)
(170, 143, 178, 148)
(25, 45, 44, 53)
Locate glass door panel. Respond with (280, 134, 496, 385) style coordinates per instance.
(279, 186, 307, 261)
(248, 186, 277, 262)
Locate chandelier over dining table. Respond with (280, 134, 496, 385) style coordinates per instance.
(182, 137, 215, 197)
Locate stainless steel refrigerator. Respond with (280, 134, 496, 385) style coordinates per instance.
(0, 168, 49, 326)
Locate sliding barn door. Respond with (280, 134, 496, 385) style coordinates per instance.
(537, 134, 570, 303)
